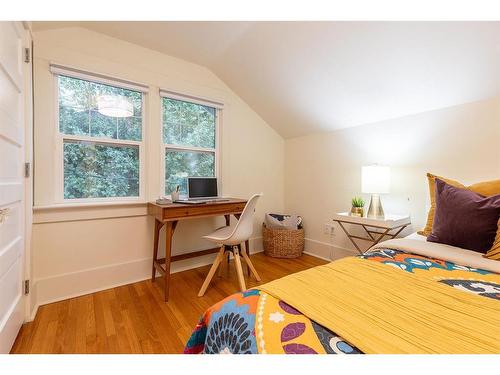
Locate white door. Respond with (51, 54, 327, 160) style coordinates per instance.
(0, 21, 29, 353)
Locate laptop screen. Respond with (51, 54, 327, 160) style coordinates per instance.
(188, 177, 218, 198)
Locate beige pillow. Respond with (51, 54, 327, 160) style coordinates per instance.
(418, 173, 465, 237)
(485, 219, 500, 260)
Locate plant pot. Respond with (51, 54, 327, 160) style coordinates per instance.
(350, 206, 364, 217)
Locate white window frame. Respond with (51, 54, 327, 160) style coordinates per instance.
(160, 90, 223, 197)
(52, 65, 148, 204)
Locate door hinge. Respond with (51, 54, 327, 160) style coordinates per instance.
(24, 47, 30, 63)
(24, 280, 30, 295)
(24, 162, 30, 178)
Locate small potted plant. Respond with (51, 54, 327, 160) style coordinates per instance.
(351, 197, 365, 217)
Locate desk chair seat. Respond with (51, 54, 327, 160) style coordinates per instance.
(203, 226, 235, 244)
(198, 194, 262, 297)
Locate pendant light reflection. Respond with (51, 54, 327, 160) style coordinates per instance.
(97, 95, 133, 118)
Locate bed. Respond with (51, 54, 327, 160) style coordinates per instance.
(184, 233, 500, 354)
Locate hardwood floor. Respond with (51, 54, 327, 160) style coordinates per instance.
(11, 252, 327, 354)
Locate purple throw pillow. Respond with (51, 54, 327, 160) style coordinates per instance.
(427, 178, 500, 253)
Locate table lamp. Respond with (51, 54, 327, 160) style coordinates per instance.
(362, 165, 390, 219)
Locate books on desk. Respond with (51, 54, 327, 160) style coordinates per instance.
(155, 198, 172, 205)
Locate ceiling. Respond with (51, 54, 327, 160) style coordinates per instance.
(33, 21, 500, 138)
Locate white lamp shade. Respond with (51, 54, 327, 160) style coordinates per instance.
(97, 95, 133, 118)
(362, 165, 391, 194)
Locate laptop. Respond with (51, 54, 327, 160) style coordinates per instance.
(176, 177, 228, 204)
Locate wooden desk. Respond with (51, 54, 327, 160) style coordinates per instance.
(148, 198, 248, 301)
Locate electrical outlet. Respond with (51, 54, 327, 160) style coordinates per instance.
(323, 223, 335, 235)
(323, 223, 329, 234)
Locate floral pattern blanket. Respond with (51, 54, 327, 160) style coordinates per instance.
(184, 249, 500, 354)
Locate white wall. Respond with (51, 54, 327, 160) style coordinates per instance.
(31, 27, 285, 314)
(285, 97, 500, 259)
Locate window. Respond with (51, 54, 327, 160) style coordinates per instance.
(54, 68, 146, 201)
(161, 93, 221, 195)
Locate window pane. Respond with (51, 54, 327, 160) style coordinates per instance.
(64, 140, 139, 199)
(89, 109, 116, 139)
(165, 150, 215, 195)
(59, 75, 142, 141)
(117, 116, 142, 141)
(163, 97, 216, 148)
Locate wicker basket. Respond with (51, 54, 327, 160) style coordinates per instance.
(262, 223, 305, 258)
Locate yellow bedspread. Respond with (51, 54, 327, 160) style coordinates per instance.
(258, 257, 500, 354)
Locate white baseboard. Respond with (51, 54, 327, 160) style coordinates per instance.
(303, 251, 332, 262)
(303, 237, 358, 261)
(30, 237, 263, 322)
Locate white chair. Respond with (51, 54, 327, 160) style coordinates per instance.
(198, 193, 262, 297)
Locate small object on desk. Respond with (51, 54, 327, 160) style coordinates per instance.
(156, 197, 172, 205)
(171, 185, 180, 202)
(332, 212, 411, 254)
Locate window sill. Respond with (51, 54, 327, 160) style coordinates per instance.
(33, 201, 149, 224)
(33, 200, 148, 211)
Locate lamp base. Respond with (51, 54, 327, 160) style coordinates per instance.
(367, 194, 385, 219)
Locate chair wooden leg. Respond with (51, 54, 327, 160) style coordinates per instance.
(233, 246, 247, 292)
(217, 249, 227, 277)
(198, 247, 225, 297)
(245, 240, 251, 275)
(241, 246, 262, 281)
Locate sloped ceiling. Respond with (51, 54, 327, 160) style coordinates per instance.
(33, 21, 500, 138)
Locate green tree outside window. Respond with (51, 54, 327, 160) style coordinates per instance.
(59, 75, 142, 199)
(163, 97, 217, 195)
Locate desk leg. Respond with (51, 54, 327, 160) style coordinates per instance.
(371, 227, 391, 245)
(369, 225, 407, 245)
(241, 241, 261, 281)
(151, 219, 163, 281)
(224, 214, 230, 226)
(163, 221, 178, 302)
(390, 225, 407, 239)
(337, 221, 364, 255)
